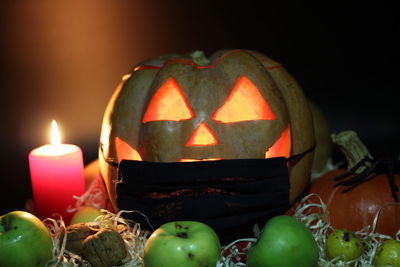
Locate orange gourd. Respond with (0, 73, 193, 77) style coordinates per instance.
(308, 131, 399, 237)
(309, 170, 399, 237)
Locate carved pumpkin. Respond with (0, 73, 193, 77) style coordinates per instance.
(99, 49, 315, 211)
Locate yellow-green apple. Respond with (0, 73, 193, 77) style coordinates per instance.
(325, 229, 364, 261)
(246, 215, 319, 267)
(69, 206, 105, 225)
(143, 221, 221, 267)
(0, 211, 53, 267)
(374, 239, 400, 267)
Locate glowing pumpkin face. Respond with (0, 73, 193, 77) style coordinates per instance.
(99, 50, 315, 211)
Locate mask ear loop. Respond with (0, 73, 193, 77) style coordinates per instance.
(286, 142, 316, 168)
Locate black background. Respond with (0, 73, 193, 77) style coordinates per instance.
(1, 1, 399, 214)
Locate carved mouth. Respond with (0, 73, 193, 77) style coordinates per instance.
(113, 125, 291, 163)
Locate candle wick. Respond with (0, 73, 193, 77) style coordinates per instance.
(51, 120, 62, 145)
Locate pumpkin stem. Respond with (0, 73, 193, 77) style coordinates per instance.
(331, 130, 373, 174)
(190, 50, 211, 66)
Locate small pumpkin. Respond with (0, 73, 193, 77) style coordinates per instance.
(310, 170, 399, 237)
(308, 131, 400, 237)
(99, 49, 315, 211)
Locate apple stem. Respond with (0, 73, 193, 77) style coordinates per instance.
(343, 231, 350, 242)
(176, 232, 188, 238)
(0, 219, 8, 232)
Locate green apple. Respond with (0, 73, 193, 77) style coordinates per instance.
(0, 210, 53, 267)
(325, 229, 364, 261)
(143, 221, 221, 267)
(374, 239, 400, 267)
(246, 215, 319, 267)
(69, 206, 106, 225)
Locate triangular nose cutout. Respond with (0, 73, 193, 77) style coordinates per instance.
(186, 123, 218, 146)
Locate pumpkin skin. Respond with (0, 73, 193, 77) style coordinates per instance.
(99, 49, 315, 211)
(308, 169, 400, 237)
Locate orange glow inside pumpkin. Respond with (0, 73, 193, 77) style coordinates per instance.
(115, 137, 143, 161)
(142, 77, 194, 123)
(186, 122, 218, 147)
(212, 76, 276, 123)
(264, 125, 291, 158)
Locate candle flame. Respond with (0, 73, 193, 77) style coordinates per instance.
(51, 120, 61, 145)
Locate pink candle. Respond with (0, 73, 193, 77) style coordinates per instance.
(28, 120, 86, 224)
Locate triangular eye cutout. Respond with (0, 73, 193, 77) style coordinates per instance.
(212, 76, 276, 123)
(142, 77, 194, 123)
(186, 122, 218, 146)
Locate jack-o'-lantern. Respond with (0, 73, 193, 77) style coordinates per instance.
(99, 49, 315, 212)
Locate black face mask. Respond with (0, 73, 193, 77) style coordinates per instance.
(116, 157, 292, 244)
